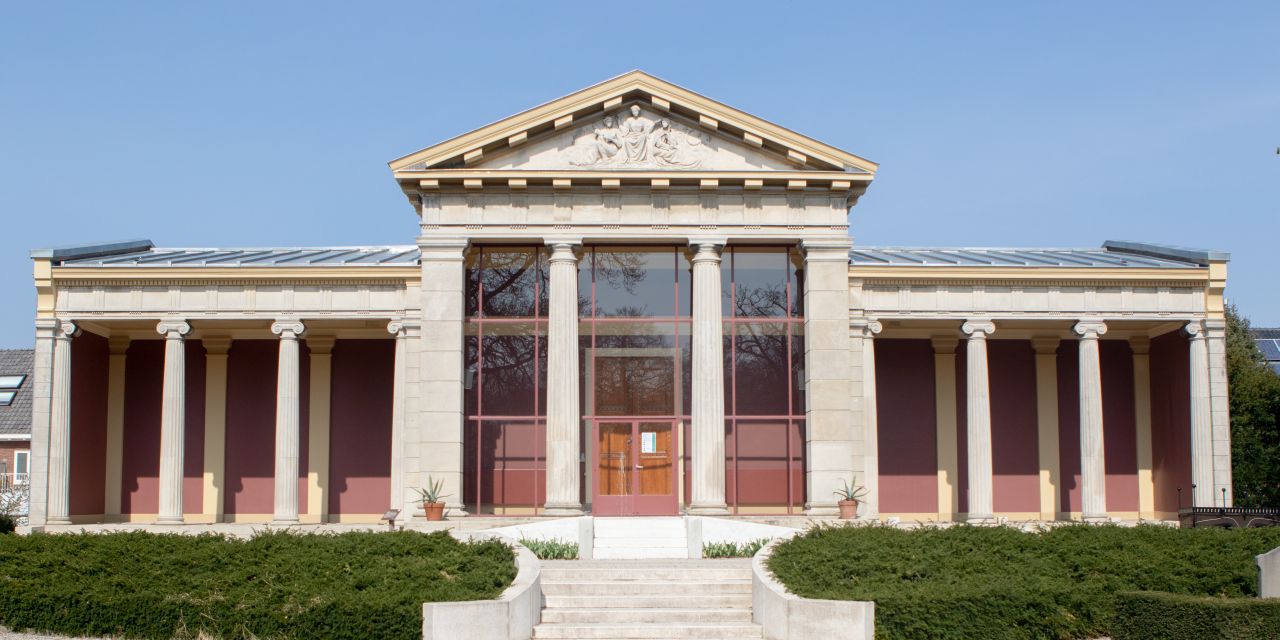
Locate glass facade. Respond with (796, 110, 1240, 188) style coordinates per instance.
(464, 243, 806, 515)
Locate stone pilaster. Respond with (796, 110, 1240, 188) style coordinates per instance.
(305, 335, 335, 523)
(156, 320, 191, 524)
(961, 320, 995, 523)
(851, 318, 881, 520)
(27, 319, 57, 528)
(688, 239, 729, 515)
(46, 320, 78, 526)
(543, 239, 585, 515)
(201, 337, 231, 522)
(271, 319, 305, 525)
(1074, 320, 1108, 522)
(1186, 321, 1214, 508)
(932, 336, 959, 521)
(1204, 318, 1232, 506)
(104, 335, 130, 521)
(801, 239, 854, 517)
(388, 320, 408, 520)
(417, 238, 469, 518)
(1129, 336, 1156, 520)
(1031, 337, 1062, 521)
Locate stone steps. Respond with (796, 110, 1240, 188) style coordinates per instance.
(535, 559, 761, 640)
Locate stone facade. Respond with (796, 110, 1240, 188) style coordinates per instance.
(23, 72, 1232, 527)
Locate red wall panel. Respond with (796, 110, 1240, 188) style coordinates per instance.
(121, 340, 162, 514)
(875, 339, 938, 514)
(1100, 340, 1139, 512)
(988, 340, 1040, 513)
(328, 339, 393, 515)
(224, 340, 309, 515)
(1151, 331, 1192, 512)
(69, 332, 108, 516)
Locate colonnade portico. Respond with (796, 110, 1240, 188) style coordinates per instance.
(862, 316, 1229, 522)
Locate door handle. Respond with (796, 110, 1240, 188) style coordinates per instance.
(635, 464, 644, 469)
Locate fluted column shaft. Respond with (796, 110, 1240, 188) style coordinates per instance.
(961, 320, 995, 523)
(1075, 320, 1109, 522)
(689, 240, 728, 515)
(544, 240, 583, 515)
(46, 320, 77, 525)
(272, 320, 305, 524)
(156, 320, 191, 524)
(1187, 321, 1214, 508)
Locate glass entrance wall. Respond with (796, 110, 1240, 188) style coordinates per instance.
(462, 247, 548, 515)
(720, 247, 807, 514)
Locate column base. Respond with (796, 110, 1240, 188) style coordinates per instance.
(803, 503, 839, 517)
(542, 503, 584, 516)
(964, 513, 997, 525)
(1081, 512, 1110, 524)
(687, 503, 729, 516)
(270, 517, 300, 526)
(445, 503, 470, 518)
(45, 517, 72, 526)
(154, 516, 185, 525)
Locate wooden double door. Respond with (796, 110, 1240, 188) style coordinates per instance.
(593, 419, 678, 516)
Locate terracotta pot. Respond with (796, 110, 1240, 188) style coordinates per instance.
(424, 501, 446, 521)
(838, 499, 859, 520)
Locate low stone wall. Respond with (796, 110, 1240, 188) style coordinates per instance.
(422, 536, 541, 640)
(752, 539, 875, 640)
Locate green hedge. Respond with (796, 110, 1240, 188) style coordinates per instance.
(0, 530, 516, 639)
(1113, 591, 1280, 639)
(767, 524, 1280, 640)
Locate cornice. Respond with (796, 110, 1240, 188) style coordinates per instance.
(851, 265, 1209, 287)
(52, 266, 420, 285)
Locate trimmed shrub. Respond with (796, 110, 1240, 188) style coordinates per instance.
(519, 538, 578, 560)
(0, 530, 515, 640)
(1113, 591, 1280, 639)
(0, 515, 14, 535)
(767, 524, 1280, 640)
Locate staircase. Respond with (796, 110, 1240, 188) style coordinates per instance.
(592, 516, 687, 559)
(535, 558, 761, 639)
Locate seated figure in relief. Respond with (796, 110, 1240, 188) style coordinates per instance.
(650, 118, 702, 168)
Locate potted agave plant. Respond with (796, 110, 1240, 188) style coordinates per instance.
(414, 477, 450, 522)
(833, 477, 868, 520)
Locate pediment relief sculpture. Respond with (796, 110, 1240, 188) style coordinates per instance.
(566, 105, 710, 169)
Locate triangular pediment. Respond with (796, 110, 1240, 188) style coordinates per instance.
(389, 71, 877, 176)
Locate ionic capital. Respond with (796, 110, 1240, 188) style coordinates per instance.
(155, 320, 191, 340)
(545, 238, 583, 264)
(1183, 320, 1205, 340)
(387, 319, 406, 337)
(53, 320, 79, 341)
(850, 317, 882, 338)
(961, 319, 996, 339)
(271, 320, 306, 340)
(1073, 320, 1108, 340)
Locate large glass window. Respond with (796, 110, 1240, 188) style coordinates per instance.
(463, 247, 547, 515)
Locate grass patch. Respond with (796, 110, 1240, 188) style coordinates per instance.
(519, 538, 578, 560)
(0, 529, 515, 640)
(703, 538, 771, 558)
(767, 524, 1280, 640)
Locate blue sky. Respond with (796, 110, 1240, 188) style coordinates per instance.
(1, 2, 1276, 347)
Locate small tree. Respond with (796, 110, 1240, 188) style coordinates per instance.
(0, 480, 28, 531)
(1226, 304, 1280, 507)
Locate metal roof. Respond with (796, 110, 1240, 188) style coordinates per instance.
(850, 244, 1209, 268)
(0, 349, 34, 437)
(55, 246, 421, 267)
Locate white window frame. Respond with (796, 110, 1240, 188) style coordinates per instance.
(13, 450, 28, 485)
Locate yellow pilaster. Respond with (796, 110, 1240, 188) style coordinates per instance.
(306, 337, 335, 524)
(103, 336, 130, 521)
(201, 337, 231, 522)
(1130, 336, 1156, 520)
(932, 336, 959, 521)
(1032, 337, 1062, 521)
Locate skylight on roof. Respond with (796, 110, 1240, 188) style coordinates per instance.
(0, 375, 25, 390)
(0, 390, 14, 406)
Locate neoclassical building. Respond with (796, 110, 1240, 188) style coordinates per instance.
(25, 72, 1232, 527)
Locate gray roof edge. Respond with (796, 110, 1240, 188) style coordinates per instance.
(1103, 240, 1230, 265)
(30, 239, 154, 262)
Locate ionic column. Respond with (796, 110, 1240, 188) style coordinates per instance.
(156, 320, 191, 524)
(1130, 336, 1156, 520)
(1031, 337, 1062, 521)
(544, 239, 584, 515)
(271, 319, 305, 525)
(388, 321, 407, 520)
(855, 319, 882, 520)
(961, 320, 995, 523)
(1186, 321, 1214, 508)
(104, 336, 130, 521)
(46, 320, 78, 526)
(689, 239, 729, 515)
(1074, 320, 1109, 522)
